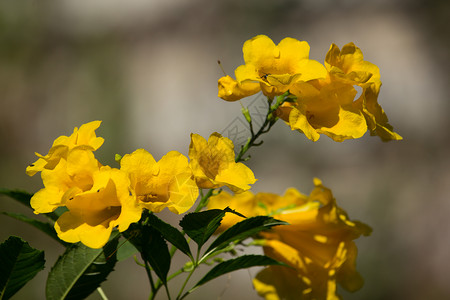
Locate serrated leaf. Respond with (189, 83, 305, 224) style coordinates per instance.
(46, 233, 119, 300)
(193, 255, 284, 289)
(142, 227, 171, 285)
(179, 207, 238, 250)
(0, 236, 45, 300)
(125, 223, 171, 285)
(1, 212, 68, 246)
(204, 216, 287, 256)
(146, 213, 191, 259)
(0, 188, 61, 221)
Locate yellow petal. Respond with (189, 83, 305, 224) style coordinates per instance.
(217, 75, 260, 101)
(120, 148, 158, 187)
(215, 162, 257, 193)
(30, 187, 64, 214)
(316, 105, 367, 142)
(289, 106, 321, 141)
(358, 84, 403, 141)
(242, 35, 277, 67)
(166, 173, 199, 214)
(75, 120, 104, 151)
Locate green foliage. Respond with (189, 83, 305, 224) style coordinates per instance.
(204, 216, 288, 256)
(115, 239, 138, 262)
(1, 212, 68, 246)
(146, 213, 192, 259)
(0, 189, 33, 209)
(193, 255, 284, 290)
(141, 227, 171, 286)
(46, 235, 119, 300)
(0, 236, 45, 300)
(179, 207, 242, 250)
(126, 222, 171, 286)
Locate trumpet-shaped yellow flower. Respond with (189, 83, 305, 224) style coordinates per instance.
(281, 42, 401, 142)
(26, 121, 104, 176)
(30, 148, 141, 248)
(120, 149, 198, 214)
(325, 43, 381, 89)
(208, 179, 371, 299)
(287, 81, 368, 142)
(218, 35, 326, 100)
(30, 148, 100, 214)
(55, 166, 142, 249)
(189, 133, 256, 193)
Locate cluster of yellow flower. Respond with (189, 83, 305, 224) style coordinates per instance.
(208, 179, 371, 300)
(218, 35, 402, 142)
(26, 121, 256, 248)
(24, 35, 401, 300)
(212, 35, 402, 299)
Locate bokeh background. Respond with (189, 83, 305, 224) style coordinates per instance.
(1, 0, 449, 299)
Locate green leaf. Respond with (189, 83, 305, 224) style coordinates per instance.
(126, 223, 171, 285)
(146, 213, 191, 259)
(0, 236, 45, 300)
(1, 212, 68, 246)
(204, 216, 287, 256)
(0, 189, 33, 209)
(179, 207, 238, 250)
(46, 234, 119, 300)
(142, 227, 171, 285)
(193, 255, 284, 289)
(0, 188, 61, 221)
(116, 239, 138, 262)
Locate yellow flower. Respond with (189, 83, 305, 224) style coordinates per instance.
(189, 133, 256, 193)
(208, 179, 371, 299)
(218, 35, 326, 100)
(324, 43, 381, 89)
(218, 75, 260, 101)
(120, 149, 199, 214)
(30, 148, 100, 214)
(30, 148, 141, 248)
(287, 81, 368, 142)
(54, 166, 141, 249)
(282, 42, 401, 142)
(26, 121, 104, 176)
(355, 83, 403, 141)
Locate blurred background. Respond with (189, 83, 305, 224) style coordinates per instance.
(0, 0, 449, 299)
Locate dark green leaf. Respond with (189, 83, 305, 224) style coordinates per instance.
(146, 213, 191, 259)
(0, 189, 33, 209)
(193, 255, 284, 289)
(205, 216, 287, 256)
(179, 207, 238, 250)
(46, 233, 119, 300)
(0, 236, 45, 300)
(126, 223, 171, 285)
(142, 228, 170, 285)
(1, 212, 68, 246)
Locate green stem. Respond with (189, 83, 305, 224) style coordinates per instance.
(96, 287, 108, 300)
(176, 264, 197, 300)
(144, 258, 156, 300)
(194, 188, 215, 212)
(235, 94, 287, 163)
